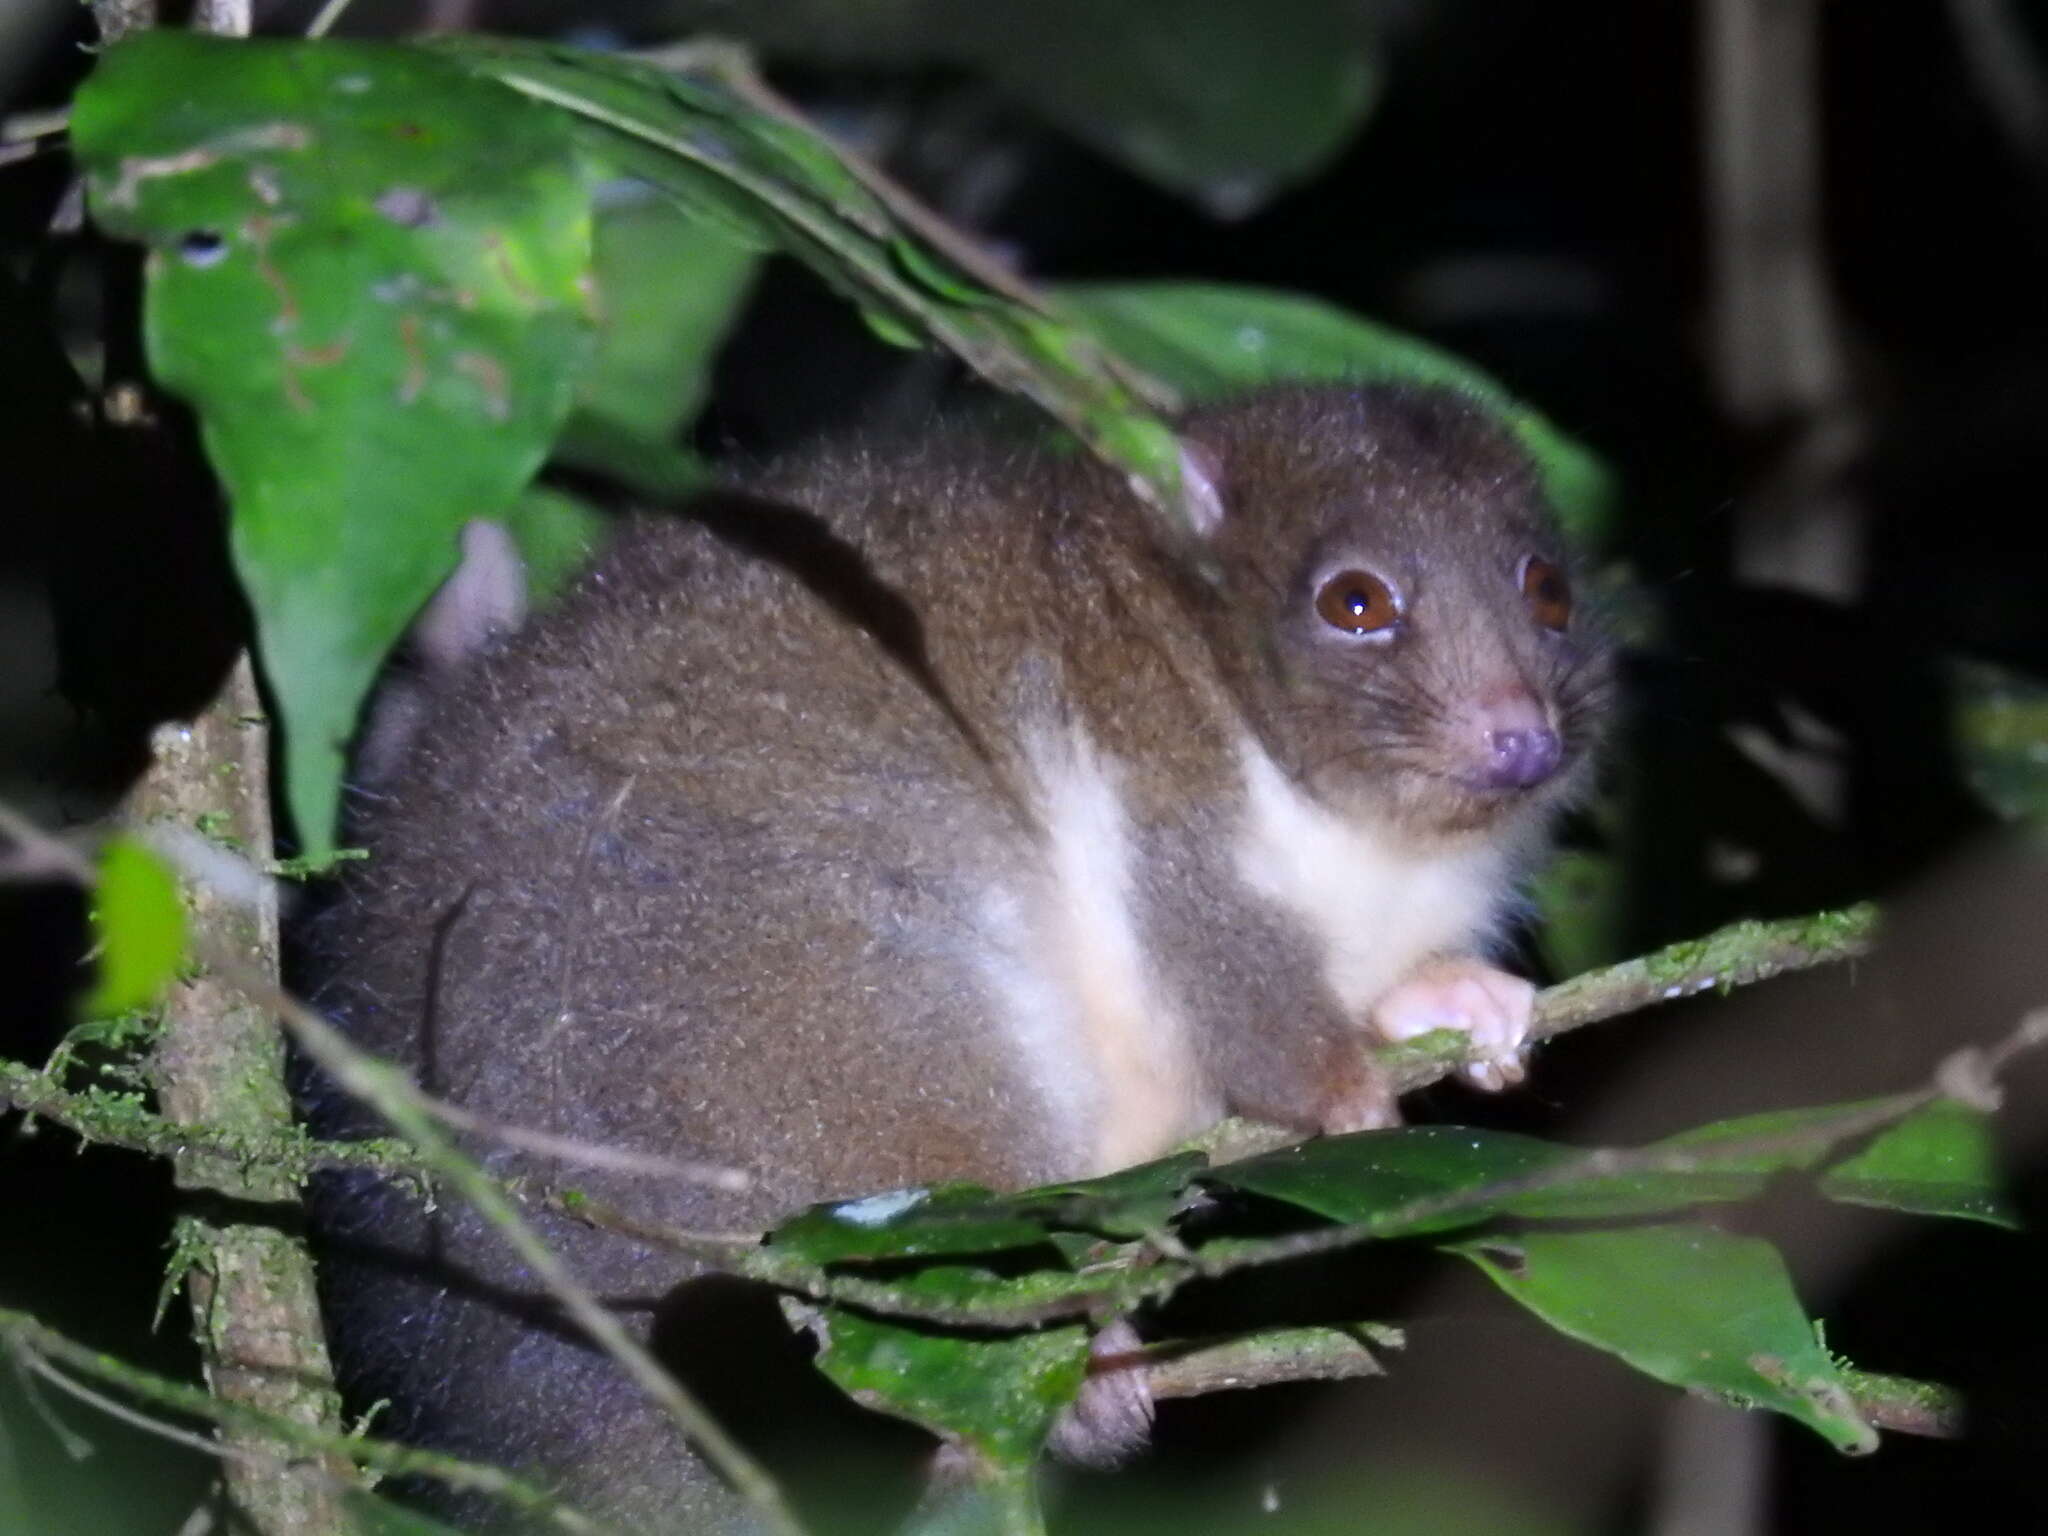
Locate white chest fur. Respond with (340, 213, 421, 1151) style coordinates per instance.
(977, 730, 1509, 1177)
(979, 723, 1215, 1174)
(1232, 739, 1509, 1016)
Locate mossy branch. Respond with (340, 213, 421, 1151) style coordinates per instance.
(1190, 902, 1880, 1163)
(0, 1054, 425, 1185)
(2, 903, 1881, 1214)
(2, 897, 1894, 1345)
(123, 657, 354, 1536)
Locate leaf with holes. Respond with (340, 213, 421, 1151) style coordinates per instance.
(72, 32, 598, 861)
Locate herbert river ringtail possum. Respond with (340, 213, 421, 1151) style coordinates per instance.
(308, 384, 1613, 1529)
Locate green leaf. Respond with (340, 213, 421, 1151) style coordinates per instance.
(1452, 1223, 1878, 1453)
(768, 1154, 1211, 1271)
(338, 1489, 472, 1536)
(1529, 844, 1629, 977)
(1949, 657, 2048, 825)
(958, 0, 1379, 217)
(1217, 1127, 1586, 1234)
(1649, 1096, 1905, 1175)
(72, 33, 598, 863)
(1007, 1150, 1208, 1238)
(497, 484, 607, 609)
(1057, 281, 1616, 544)
(840, 1259, 1146, 1316)
(1645, 1093, 2014, 1227)
(435, 39, 1189, 521)
(83, 839, 186, 1018)
(807, 1302, 1090, 1469)
(768, 1183, 1055, 1265)
(1212, 1125, 1765, 1236)
(1211, 1093, 1969, 1238)
(697, 0, 1379, 217)
(1819, 1099, 2018, 1228)
(552, 190, 758, 497)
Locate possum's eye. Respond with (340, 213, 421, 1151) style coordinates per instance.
(1315, 569, 1401, 636)
(1519, 556, 1572, 631)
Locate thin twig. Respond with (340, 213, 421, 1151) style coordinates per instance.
(1840, 1369, 1964, 1440)
(2, 791, 1892, 1332)
(1200, 1013, 2044, 1279)
(0, 804, 748, 1192)
(1517, 904, 1879, 1056)
(21, 1352, 312, 1483)
(304, 0, 358, 39)
(545, 1188, 1179, 1330)
(410, 1093, 750, 1187)
(0, 1307, 625, 1536)
(1190, 904, 1882, 1163)
(267, 965, 810, 1536)
(0, 797, 801, 1533)
(1142, 1325, 1399, 1401)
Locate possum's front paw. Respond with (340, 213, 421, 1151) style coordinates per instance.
(1369, 958, 1535, 1092)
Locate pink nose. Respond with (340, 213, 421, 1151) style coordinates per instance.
(1461, 687, 1563, 791)
(1481, 726, 1563, 788)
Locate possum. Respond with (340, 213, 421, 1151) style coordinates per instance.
(304, 384, 1614, 1530)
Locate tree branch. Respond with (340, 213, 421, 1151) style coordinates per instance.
(1142, 1324, 1400, 1400)
(125, 658, 353, 1536)
(1191, 902, 1881, 1163)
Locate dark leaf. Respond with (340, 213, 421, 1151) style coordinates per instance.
(1452, 1223, 1877, 1453)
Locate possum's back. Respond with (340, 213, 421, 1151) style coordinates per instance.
(307, 466, 1098, 1528)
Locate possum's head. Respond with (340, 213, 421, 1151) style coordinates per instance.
(1179, 385, 1615, 842)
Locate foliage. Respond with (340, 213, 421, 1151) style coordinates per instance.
(67, 28, 1610, 865)
(665, 0, 1383, 215)
(6, 9, 2043, 1536)
(83, 836, 186, 1016)
(756, 1090, 1996, 1494)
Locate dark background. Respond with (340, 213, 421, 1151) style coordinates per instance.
(3, 2, 2046, 1531)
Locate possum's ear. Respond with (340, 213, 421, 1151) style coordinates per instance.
(1176, 436, 1228, 540)
(411, 519, 528, 674)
